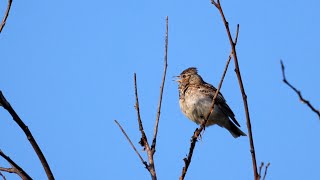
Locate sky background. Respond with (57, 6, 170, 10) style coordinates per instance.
(0, 0, 319, 179)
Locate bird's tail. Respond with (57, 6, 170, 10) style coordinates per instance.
(226, 121, 247, 138)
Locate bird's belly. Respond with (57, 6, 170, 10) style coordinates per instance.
(180, 95, 224, 126)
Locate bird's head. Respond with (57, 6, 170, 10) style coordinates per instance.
(175, 67, 203, 85)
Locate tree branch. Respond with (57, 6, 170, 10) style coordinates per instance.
(0, 0, 13, 33)
(0, 91, 54, 179)
(211, 1, 259, 179)
(0, 150, 32, 180)
(280, 60, 320, 119)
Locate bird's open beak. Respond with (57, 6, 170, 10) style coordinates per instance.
(173, 75, 182, 83)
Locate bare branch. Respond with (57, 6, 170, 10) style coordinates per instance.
(0, 150, 32, 180)
(116, 17, 169, 180)
(151, 16, 168, 152)
(114, 120, 148, 169)
(280, 60, 320, 119)
(0, 91, 54, 179)
(210, 1, 259, 179)
(0, 0, 12, 33)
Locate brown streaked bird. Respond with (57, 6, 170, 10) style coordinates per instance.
(176, 67, 246, 138)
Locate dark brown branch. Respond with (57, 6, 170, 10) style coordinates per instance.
(179, 27, 237, 178)
(0, 0, 13, 33)
(114, 120, 148, 169)
(0, 91, 54, 180)
(0, 150, 32, 180)
(280, 60, 320, 119)
(211, 1, 259, 179)
(151, 16, 168, 152)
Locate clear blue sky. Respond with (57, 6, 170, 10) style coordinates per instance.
(1, 0, 319, 179)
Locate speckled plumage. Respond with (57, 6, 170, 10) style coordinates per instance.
(177, 67, 246, 138)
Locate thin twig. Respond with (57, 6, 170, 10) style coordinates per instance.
(179, 30, 237, 179)
(0, 0, 13, 33)
(211, 1, 259, 179)
(134, 74, 157, 180)
(151, 16, 168, 152)
(206, 24, 239, 121)
(258, 162, 264, 179)
(0, 150, 32, 180)
(0, 91, 54, 180)
(262, 163, 270, 180)
(280, 60, 320, 119)
(114, 120, 148, 169)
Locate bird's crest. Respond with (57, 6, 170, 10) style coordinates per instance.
(180, 67, 198, 75)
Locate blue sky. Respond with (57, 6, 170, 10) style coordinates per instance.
(0, 0, 319, 179)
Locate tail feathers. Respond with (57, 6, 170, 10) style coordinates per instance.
(226, 121, 247, 138)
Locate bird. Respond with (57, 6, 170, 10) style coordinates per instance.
(176, 67, 246, 138)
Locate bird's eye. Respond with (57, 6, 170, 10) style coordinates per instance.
(182, 75, 186, 78)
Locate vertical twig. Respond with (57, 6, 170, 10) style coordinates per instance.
(0, 0, 13, 33)
(133, 73, 157, 180)
(0, 91, 54, 180)
(151, 16, 168, 152)
(0, 150, 32, 180)
(258, 162, 264, 179)
(211, 1, 259, 179)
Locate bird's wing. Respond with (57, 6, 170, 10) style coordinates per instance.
(202, 83, 241, 127)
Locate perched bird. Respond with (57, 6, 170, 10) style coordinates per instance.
(176, 67, 246, 138)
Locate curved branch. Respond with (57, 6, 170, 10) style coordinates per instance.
(0, 91, 54, 179)
(280, 60, 320, 119)
(0, 0, 13, 33)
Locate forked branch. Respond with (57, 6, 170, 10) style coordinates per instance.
(258, 162, 270, 180)
(0, 150, 32, 180)
(115, 17, 169, 180)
